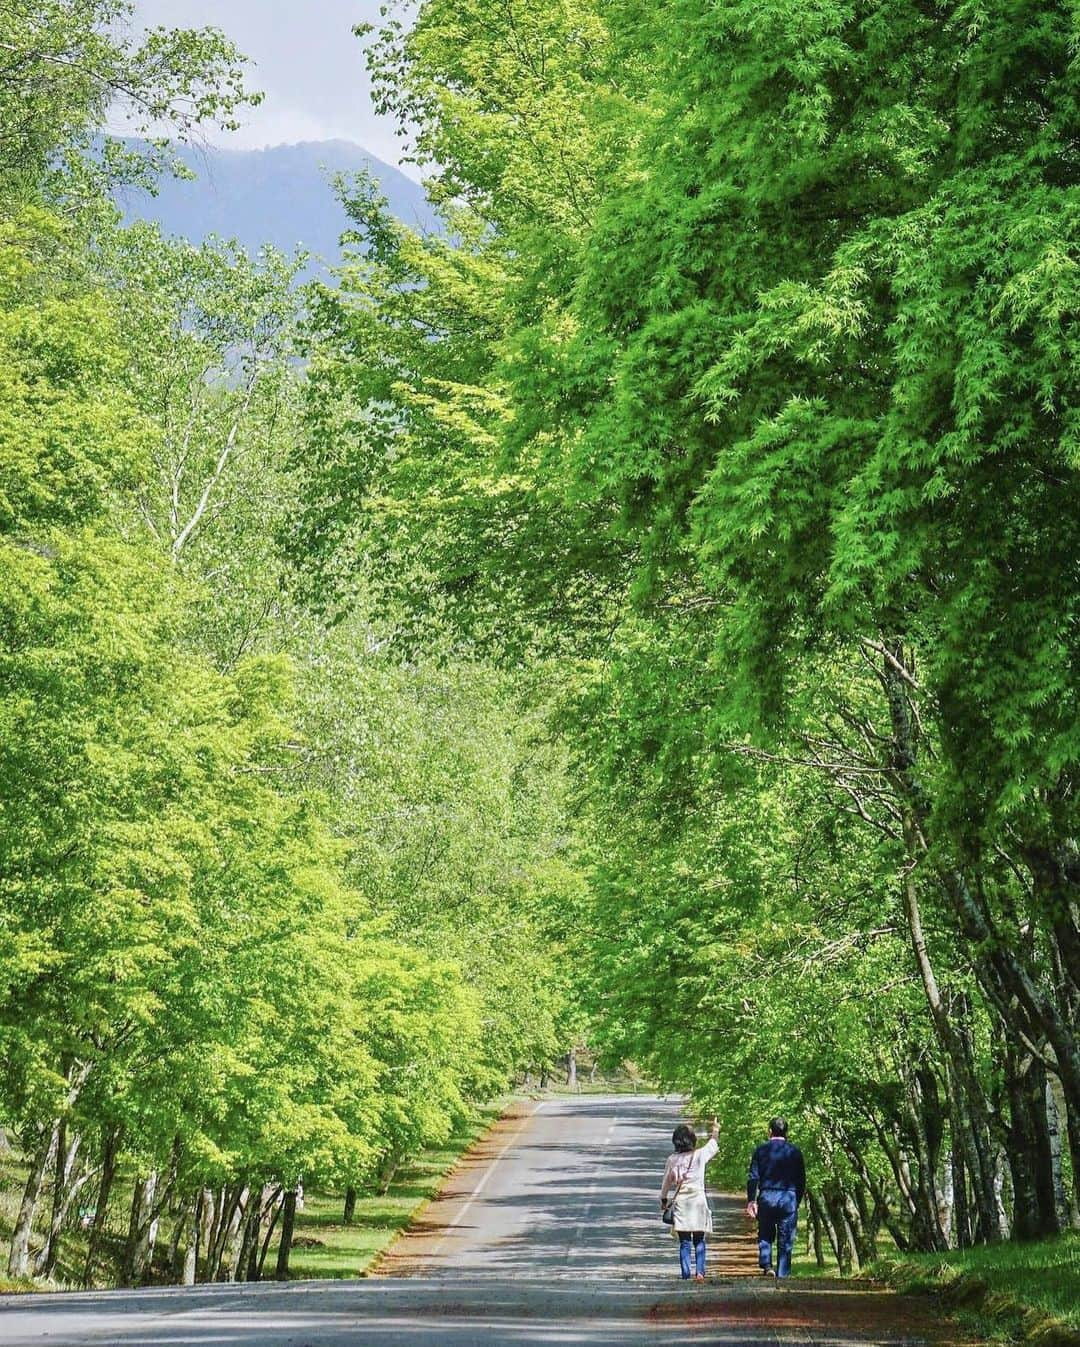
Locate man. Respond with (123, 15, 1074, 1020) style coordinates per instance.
(745, 1117, 806, 1279)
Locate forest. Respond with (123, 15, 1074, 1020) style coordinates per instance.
(2, 0, 1079, 1291)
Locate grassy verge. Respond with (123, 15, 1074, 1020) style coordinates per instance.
(873, 1233, 1080, 1347)
(0, 1099, 508, 1290)
(279, 1100, 506, 1280)
(277, 1081, 648, 1277)
(791, 1249, 843, 1278)
(0, 1276, 35, 1294)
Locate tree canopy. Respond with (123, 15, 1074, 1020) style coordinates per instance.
(0, 0, 586, 1289)
(298, 0, 1080, 1256)
(4, 0, 1080, 1290)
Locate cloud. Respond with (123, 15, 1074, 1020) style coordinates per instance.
(211, 103, 352, 152)
(126, 0, 416, 171)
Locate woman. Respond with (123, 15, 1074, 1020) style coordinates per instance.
(659, 1117, 719, 1281)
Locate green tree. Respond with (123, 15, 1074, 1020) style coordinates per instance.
(0, 0, 256, 208)
(296, 0, 1080, 1250)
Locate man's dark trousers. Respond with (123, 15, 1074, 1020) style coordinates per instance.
(757, 1189, 798, 1277)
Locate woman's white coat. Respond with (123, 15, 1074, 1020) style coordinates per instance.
(660, 1136, 717, 1234)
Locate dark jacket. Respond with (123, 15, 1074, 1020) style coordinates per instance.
(747, 1138, 806, 1204)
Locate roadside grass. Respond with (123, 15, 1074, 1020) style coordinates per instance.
(790, 1224, 1080, 1345)
(0, 1276, 35, 1294)
(791, 1248, 842, 1278)
(874, 1232, 1080, 1343)
(279, 1101, 504, 1280)
(1, 1080, 638, 1290)
(0, 1099, 507, 1290)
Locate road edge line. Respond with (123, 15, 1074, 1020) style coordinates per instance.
(366, 1096, 542, 1277)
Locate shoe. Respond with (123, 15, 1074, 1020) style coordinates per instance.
(761, 1267, 776, 1278)
(694, 1274, 706, 1282)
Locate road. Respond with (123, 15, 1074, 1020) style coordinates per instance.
(0, 1095, 943, 1346)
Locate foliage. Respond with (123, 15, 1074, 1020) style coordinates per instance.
(14, 0, 1080, 1292)
(876, 1233, 1080, 1336)
(291, 0, 1080, 1268)
(0, 0, 256, 207)
(0, 0, 584, 1290)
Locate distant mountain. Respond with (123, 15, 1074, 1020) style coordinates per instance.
(117, 139, 437, 266)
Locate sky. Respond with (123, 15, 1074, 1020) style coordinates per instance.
(127, 1, 415, 171)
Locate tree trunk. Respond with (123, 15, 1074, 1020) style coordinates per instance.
(881, 649, 1080, 1195)
(868, 1114, 919, 1244)
(840, 1136, 894, 1255)
(7, 1125, 58, 1279)
(566, 1048, 577, 1090)
(274, 1189, 297, 1281)
(1006, 1050, 1061, 1239)
(1049, 1073, 1080, 1229)
(121, 1171, 160, 1286)
(993, 1147, 1010, 1239)
(897, 868, 998, 1244)
(822, 1184, 858, 1273)
(881, 648, 1000, 1244)
(377, 1155, 399, 1195)
(807, 1192, 826, 1268)
(233, 1193, 260, 1283)
(197, 1187, 215, 1281)
(136, 1174, 160, 1281)
(207, 1185, 241, 1280)
(203, 1186, 225, 1279)
(949, 1146, 970, 1249)
(897, 1069, 948, 1251)
(209, 1185, 244, 1280)
(246, 1186, 275, 1281)
(342, 1187, 357, 1225)
(182, 1193, 201, 1286)
(808, 1190, 842, 1269)
(82, 1126, 121, 1288)
(255, 1188, 283, 1280)
(1045, 1071, 1070, 1231)
(221, 1186, 249, 1280)
(943, 860, 1080, 1198)
(36, 1122, 90, 1279)
(844, 1189, 875, 1267)
(167, 1201, 188, 1281)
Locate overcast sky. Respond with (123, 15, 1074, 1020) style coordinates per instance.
(128, 1, 414, 170)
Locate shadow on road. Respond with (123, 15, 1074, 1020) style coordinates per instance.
(0, 1097, 955, 1347)
(0, 1275, 955, 1347)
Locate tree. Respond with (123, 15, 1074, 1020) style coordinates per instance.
(0, 0, 592, 1290)
(0, 0, 256, 206)
(101, 224, 304, 667)
(293, 0, 1080, 1249)
(535, 0, 1080, 1212)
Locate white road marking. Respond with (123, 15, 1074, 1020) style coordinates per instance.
(566, 1114, 619, 1260)
(433, 1102, 543, 1253)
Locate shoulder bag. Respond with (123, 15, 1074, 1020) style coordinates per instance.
(661, 1153, 693, 1225)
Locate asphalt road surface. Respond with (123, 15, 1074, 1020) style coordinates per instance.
(0, 1095, 941, 1347)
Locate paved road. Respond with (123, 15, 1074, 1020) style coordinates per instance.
(0, 1095, 940, 1347)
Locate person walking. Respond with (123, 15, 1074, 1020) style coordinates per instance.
(745, 1116, 805, 1279)
(660, 1117, 719, 1281)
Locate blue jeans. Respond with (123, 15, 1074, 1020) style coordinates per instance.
(757, 1189, 798, 1277)
(678, 1231, 706, 1278)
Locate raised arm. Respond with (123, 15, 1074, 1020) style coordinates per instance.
(700, 1117, 720, 1165)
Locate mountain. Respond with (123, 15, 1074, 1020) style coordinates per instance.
(117, 139, 436, 265)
